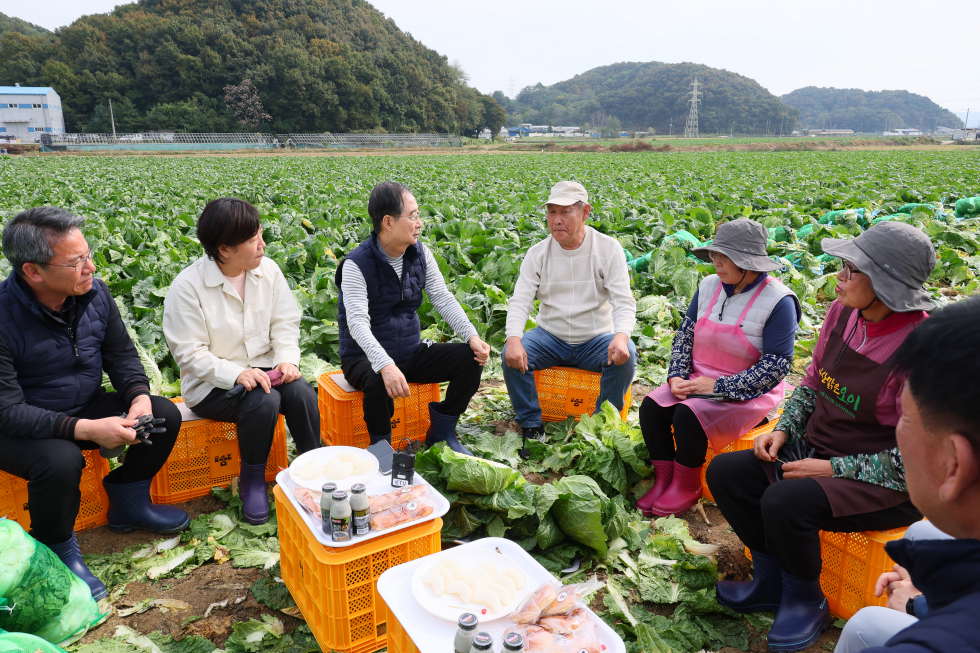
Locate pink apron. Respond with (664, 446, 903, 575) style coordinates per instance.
(648, 277, 789, 452)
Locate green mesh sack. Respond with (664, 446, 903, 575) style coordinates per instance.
(0, 520, 102, 645)
(796, 223, 815, 238)
(0, 628, 66, 653)
(955, 197, 980, 218)
(872, 213, 909, 225)
(819, 208, 866, 227)
(897, 203, 937, 215)
(627, 251, 652, 272)
(662, 229, 702, 250)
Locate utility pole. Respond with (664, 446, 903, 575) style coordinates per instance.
(730, 120, 734, 138)
(779, 116, 784, 137)
(966, 108, 971, 128)
(684, 78, 700, 138)
(669, 120, 672, 137)
(108, 99, 117, 139)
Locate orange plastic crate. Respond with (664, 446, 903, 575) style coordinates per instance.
(533, 366, 631, 422)
(819, 527, 909, 619)
(149, 398, 287, 505)
(385, 606, 421, 653)
(744, 526, 911, 619)
(0, 449, 110, 532)
(317, 371, 441, 450)
(701, 412, 782, 502)
(274, 484, 442, 653)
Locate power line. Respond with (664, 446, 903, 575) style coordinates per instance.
(685, 78, 700, 139)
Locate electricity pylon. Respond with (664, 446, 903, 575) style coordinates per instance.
(685, 78, 701, 139)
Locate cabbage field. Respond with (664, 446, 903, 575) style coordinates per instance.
(0, 150, 978, 653)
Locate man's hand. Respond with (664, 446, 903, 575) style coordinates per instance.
(755, 429, 787, 462)
(381, 364, 411, 399)
(673, 376, 716, 396)
(126, 394, 153, 421)
(876, 564, 920, 612)
(780, 458, 834, 479)
(75, 416, 139, 449)
(504, 336, 528, 374)
(607, 333, 631, 366)
(236, 368, 272, 393)
(469, 335, 491, 366)
(276, 362, 303, 383)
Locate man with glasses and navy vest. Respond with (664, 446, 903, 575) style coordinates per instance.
(337, 182, 490, 455)
(0, 207, 187, 601)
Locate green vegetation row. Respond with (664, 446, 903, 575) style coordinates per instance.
(1, 150, 978, 392)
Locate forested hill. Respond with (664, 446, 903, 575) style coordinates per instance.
(0, 12, 55, 42)
(781, 87, 963, 132)
(0, 0, 505, 135)
(499, 61, 799, 135)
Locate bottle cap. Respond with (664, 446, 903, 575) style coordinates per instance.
(332, 490, 348, 501)
(502, 631, 524, 651)
(351, 483, 366, 494)
(457, 613, 478, 631)
(471, 632, 493, 650)
(322, 482, 337, 492)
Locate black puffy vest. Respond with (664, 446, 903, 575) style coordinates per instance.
(0, 274, 110, 414)
(336, 234, 426, 365)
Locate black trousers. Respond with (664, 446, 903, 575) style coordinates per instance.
(191, 377, 321, 465)
(706, 449, 922, 581)
(341, 343, 482, 437)
(638, 396, 710, 467)
(0, 392, 181, 545)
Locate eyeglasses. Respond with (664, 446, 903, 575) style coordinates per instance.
(841, 261, 864, 281)
(44, 251, 93, 272)
(397, 210, 421, 221)
(708, 251, 730, 263)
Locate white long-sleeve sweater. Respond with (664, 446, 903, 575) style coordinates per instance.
(505, 226, 636, 344)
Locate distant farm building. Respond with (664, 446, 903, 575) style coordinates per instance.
(808, 129, 855, 137)
(883, 128, 922, 136)
(953, 129, 979, 141)
(0, 85, 66, 142)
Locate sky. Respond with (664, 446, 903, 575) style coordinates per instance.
(7, 0, 979, 127)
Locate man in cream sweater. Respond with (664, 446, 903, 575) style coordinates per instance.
(503, 181, 637, 458)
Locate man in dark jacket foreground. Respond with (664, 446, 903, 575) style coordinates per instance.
(854, 296, 980, 653)
(0, 207, 187, 600)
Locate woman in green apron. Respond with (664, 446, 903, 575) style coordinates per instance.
(705, 222, 936, 652)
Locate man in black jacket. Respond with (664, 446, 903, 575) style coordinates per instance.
(0, 207, 188, 600)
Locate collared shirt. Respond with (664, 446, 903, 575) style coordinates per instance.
(163, 256, 302, 407)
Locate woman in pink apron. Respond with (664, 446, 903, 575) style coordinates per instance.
(637, 219, 801, 518)
(705, 222, 935, 652)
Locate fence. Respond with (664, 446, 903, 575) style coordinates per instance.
(41, 132, 462, 152)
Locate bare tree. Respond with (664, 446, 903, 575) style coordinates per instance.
(223, 79, 271, 129)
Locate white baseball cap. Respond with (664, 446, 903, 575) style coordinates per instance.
(538, 181, 589, 209)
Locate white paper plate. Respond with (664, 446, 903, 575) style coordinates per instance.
(410, 549, 531, 623)
(288, 446, 379, 492)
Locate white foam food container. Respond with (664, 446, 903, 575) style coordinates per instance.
(275, 468, 450, 548)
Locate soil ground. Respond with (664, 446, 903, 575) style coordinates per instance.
(8, 138, 975, 159)
(74, 379, 844, 652)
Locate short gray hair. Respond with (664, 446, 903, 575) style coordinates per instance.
(2, 207, 85, 276)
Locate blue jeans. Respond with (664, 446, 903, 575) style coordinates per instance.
(502, 327, 637, 428)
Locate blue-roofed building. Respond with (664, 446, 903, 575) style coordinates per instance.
(0, 84, 66, 142)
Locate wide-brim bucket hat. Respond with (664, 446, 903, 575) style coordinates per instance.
(691, 218, 781, 272)
(821, 221, 936, 312)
